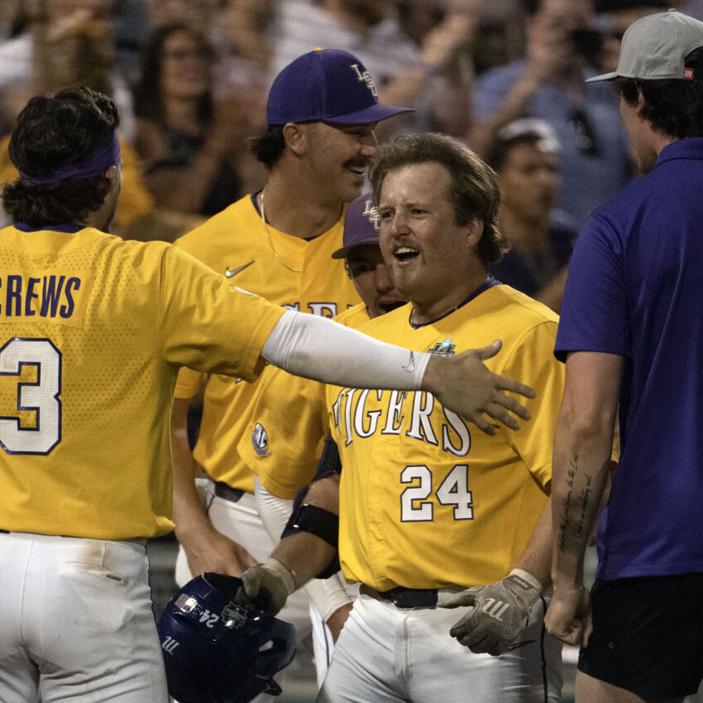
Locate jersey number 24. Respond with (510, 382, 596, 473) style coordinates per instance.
(400, 464, 474, 522)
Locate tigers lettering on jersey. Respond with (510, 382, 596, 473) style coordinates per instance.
(330, 388, 471, 457)
(0, 273, 91, 327)
(328, 286, 563, 591)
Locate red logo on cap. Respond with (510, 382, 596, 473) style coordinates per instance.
(684, 67, 695, 80)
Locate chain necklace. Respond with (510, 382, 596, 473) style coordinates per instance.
(259, 190, 302, 273)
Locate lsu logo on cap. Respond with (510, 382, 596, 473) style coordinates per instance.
(252, 422, 269, 457)
(362, 199, 381, 230)
(350, 64, 378, 97)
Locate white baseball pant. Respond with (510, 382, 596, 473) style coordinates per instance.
(0, 531, 168, 703)
(317, 590, 563, 703)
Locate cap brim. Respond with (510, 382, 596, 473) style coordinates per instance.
(585, 71, 618, 83)
(323, 103, 414, 125)
(331, 237, 380, 259)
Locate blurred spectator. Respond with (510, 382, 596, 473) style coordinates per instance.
(0, 0, 154, 233)
(147, 0, 222, 35)
(219, 0, 275, 66)
(470, 0, 632, 226)
(0, 0, 135, 140)
(133, 24, 246, 216)
(487, 118, 576, 312)
(269, 0, 475, 136)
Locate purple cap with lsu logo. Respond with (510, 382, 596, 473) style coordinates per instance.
(332, 193, 381, 259)
(266, 48, 413, 125)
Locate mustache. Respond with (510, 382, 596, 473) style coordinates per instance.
(344, 157, 369, 171)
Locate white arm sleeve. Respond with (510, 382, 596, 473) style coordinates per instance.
(262, 309, 430, 389)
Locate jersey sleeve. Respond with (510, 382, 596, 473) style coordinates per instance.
(555, 211, 630, 361)
(237, 367, 328, 499)
(158, 245, 285, 381)
(500, 320, 565, 491)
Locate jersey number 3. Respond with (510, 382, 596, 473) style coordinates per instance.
(0, 338, 62, 455)
(400, 464, 473, 522)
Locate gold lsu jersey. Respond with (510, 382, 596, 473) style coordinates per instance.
(174, 195, 360, 492)
(0, 225, 284, 540)
(238, 303, 371, 499)
(327, 285, 564, 591)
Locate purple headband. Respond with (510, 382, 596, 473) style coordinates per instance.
(20, 133, 121, 187)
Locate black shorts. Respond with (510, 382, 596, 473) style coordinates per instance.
(578, 573, 703, 698)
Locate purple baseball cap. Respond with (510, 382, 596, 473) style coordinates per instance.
(267, 48, 413, 126)
(332, 193, 381, 259)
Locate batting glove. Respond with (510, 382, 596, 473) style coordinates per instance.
(438, 569, 542, 655)
(239, 558, 296, 615)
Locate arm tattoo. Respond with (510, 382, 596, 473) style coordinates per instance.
(557, 454, 593, 551)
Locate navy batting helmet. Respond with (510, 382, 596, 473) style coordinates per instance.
(157, 572, 296, 703)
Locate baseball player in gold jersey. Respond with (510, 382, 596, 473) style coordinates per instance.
(242, 133, 565, 702)
(170, 48, 414, 677)
(0, 90, 539, 703)
(242, 193, 404, 683)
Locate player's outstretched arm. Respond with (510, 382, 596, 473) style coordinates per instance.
(171, 397, 255, 577)
(261, 311, 535, 433)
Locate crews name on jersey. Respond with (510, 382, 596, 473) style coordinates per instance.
(0, 274, 81, 319)
(330, 388, 471, 457)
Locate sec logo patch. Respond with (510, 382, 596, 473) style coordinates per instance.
(252, 423, 269, 457)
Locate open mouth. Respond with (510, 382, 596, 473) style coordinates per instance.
(379, 300, 405, 313)
(345, 159, 367, 177)
(394, 246, 419, 263)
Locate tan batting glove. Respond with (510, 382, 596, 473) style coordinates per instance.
(438, 569, 542, 655)
(240, 558, 296, 615)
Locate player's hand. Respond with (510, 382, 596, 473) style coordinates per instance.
(544, 584, 592, 647)
(181, 524, 256, 578)
(239, 558, 296, 614)
(438, 569, 542, 655)
(423, 340, 535, 434)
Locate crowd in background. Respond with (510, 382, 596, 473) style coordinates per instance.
(1, 0, 701, 311)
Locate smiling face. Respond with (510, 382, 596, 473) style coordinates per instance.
(377, 162, 486, 324)
(296, 121, 378, 204)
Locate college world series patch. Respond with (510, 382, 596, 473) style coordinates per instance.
(428, 338, 456, 357)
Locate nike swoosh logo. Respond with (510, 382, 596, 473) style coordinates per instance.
(401, 351, 415, 373)
(224, 261, 254, 278)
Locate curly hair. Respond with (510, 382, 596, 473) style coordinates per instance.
(616, 48, 703, 139)
(2, 86, 119, 226)
(370, 132, 508, 267)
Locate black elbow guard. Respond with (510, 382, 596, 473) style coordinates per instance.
(286, 503, 338, 550)
(283, 503, 340, 579)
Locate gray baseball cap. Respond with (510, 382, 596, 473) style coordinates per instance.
(587, 9, 703, 83)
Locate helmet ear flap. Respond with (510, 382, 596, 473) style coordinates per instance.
(250, 618, 298, 678)
(157, 573, 297, 703)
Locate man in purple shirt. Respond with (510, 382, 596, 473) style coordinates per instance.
(545, 10, 703, 702)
